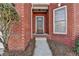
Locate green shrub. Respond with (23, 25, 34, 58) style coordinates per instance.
(75, 37, 79, 54)
(0, 3, 19, 47)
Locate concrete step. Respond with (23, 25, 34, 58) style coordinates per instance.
(33, 34, 48, 38)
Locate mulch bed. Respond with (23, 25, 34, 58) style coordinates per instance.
(47, 39, 76, 56)
(3, 39, 35, 56)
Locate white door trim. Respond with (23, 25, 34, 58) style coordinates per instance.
(35, 16, 44, 33)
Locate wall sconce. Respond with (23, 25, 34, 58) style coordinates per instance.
(58, 3, 61, 7)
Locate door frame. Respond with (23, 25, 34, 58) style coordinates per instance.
(35, 16, 44, 34)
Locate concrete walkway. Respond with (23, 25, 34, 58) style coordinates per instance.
(33, 37, 52, 56)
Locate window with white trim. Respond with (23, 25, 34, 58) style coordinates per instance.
(53, 6, 67, 34)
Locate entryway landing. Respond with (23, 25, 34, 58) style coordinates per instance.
(33, 33, 48, 37)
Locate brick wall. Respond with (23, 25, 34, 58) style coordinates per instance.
(48, 3, 75, 47)
(24, 3, 32, 47)
(32, 12, 49, 33)
(74, 4, 79, 36)
(8, 3, 79, 51)
(73, 4, 79, 43)
(8, 3, 32, 51)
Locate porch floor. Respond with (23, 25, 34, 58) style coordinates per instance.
(33, 37, 52, 56)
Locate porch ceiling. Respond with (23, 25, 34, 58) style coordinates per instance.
(32, 3, 49, 9)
